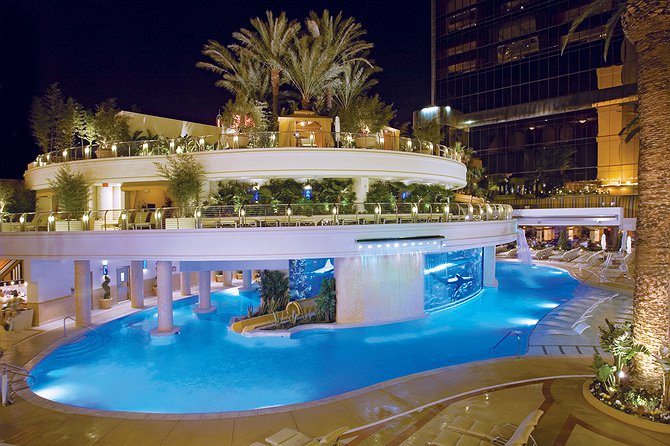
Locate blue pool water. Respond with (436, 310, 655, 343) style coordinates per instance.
(32, 263, 591, 413)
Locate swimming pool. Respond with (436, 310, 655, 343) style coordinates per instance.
(31, 263, 592, 413)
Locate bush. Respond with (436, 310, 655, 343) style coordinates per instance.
(48, 164, 89, 216)
(258, 270, 289, 315)
(154, 153, 205, 216)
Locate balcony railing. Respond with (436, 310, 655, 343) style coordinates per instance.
(29, 132, 464, 168)
(0, 202, 512, 232)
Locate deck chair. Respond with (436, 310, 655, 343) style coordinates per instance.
(437, 410, 542, 446)
(255, 426, 349, 446)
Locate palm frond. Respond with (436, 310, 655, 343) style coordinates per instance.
(603, 3, 625, 60)
(562, 0, 612, 55)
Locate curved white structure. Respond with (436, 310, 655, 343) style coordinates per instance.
(25, 148, 467, 191)
(1, 220, 516, 261)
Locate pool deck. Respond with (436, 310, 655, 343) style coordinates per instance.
(2, 263, 666, 446)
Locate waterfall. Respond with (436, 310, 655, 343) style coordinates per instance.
(517, 228, 533, 264)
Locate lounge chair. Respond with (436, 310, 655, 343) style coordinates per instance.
(251, 426, 349, 446)
(432, 409, 542, 446)
(532, 247, 554, 260)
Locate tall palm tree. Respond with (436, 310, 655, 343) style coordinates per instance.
(305, 10, 374, 110)
(621, 0, 670, 394)
(282, 34, 344, 110)
(333, 62, 380, 114)
(565, 0, 670, 393)
(231, 11, 301, 118)
(196, 40, 270, 104)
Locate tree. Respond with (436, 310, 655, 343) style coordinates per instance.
(305, 10, 374, 110)
(29, 83, 82, 153)
(77, 109, 97, 150)
(309, 178, 356, 205)
(0, 183, 13, 212)
(413, 118, 443, 143)
(197, 41, 272, 105)
(48, 165, 89, 215)
(231, 11, 301, 118)
(211, 181, 255, 210)
(154, 154, 205, 217)
(333, 62, 379, 114)
(94, 99, 129, 148)
(258, 270, 289, 314)
(621, 0, 670, 394)
(564, 0, 670, 394)
(340, 94, 395, 133)
(220, 97, 269, 131)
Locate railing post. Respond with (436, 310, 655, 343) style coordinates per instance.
(1, 368, 9, 406)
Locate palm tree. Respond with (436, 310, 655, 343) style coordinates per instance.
(333, 62, 380, 114)
(305, 10, 374, 110)
(231, 11, 301, 118)
(565, 0, 670, 393)
(197, 40, 270, 104)
(282, 34, 343, 110)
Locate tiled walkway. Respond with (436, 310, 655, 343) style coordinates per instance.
(2, 267, 667, 446)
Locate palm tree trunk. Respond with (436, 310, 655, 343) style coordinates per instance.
(271, 68, 280, 118)
(622, 0, 670, 393)
(301, 96, 310, 110)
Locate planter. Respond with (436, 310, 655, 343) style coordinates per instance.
(165, 217, 196, 229)
(98, 298, 114, 309)
(55, 220, 84, 231)
(354, 135, 378, 149)
(215, 274, 224, 283)
(582, 380, 670, 433)
(95, 148, 114, 158)
(225, 135, 249, 148)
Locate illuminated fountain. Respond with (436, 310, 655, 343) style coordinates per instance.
(516, 228, 533, 264)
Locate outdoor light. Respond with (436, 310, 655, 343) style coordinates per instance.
(48, 215, 55, 223)
(143, 142, 149, 151)
(528, 126, 535, 130)
(121, 213, 127, 220)
(579, 119, 587, 124)
(170, 140, 175, 149)
(286, 207, 292, 216)
(199, 137, 205, 147)
(176, 146, 183, 154)
(82, 214, 89, 223)
(111, 144, 117, 153)
(63, 149, 68, 158)
(19, 216, 25, 224)
(84, 146, 90, 154)
(407, 140, 412, 149)
(46, 153, 51, 161)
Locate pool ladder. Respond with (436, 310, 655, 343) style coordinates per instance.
(62, 316, 99, 337)
(1, 362, 34, 406)
(491, 330, 522, 359)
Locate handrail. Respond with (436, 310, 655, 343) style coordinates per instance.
(63, 316, 99, 337)
(1, 362, 35, 406)
(491, 330, 522, 358)
(0, 202, 514, 233)
(28, 131, 464, 168)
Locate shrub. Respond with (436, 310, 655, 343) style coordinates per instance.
(48, 164, 89, 216)
(154, 153, 205, 216)
(258, 270, 289, 315)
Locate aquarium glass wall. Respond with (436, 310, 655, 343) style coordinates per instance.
(424, 248, 483, 312)
(288, 258, 335, 300)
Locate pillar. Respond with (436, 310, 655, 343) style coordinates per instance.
(130, 260, 144, 308)
(151, 261, 179, 336)
(193, 271, 216, 314)
(74, 260, 92, 327)
(180, 271, 192, 296)
(222, 271, 233, 287)
(483, 245, 498, 288)
(239, 270, 253, 292)
(353, 177, 369, 210)
(335, 253, 424, 324)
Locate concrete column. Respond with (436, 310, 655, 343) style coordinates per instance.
(222, 271, 233, 287)
(130, 260, 144, 308)
(240, 270, 253, 292)
(353, 177, 369, 210)
(335, 253, 424, 324)
(151, 261, 179, 336)
(194, 271, 216, 314)
(74, 260, 92, 327)
(483, 245, 498, 288)
(180, 271, 192, 296)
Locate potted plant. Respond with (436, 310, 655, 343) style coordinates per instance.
(99, 275, 114, 309)
(340, 95, 395, 149)
(154, 153, 205, 226)
(48, 165, 89, 231)
(93, 99, 129, 158)
(220, 98, 267, 149)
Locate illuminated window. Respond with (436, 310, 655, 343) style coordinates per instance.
(497, 36, 539, 64)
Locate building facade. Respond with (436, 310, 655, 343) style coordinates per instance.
(422, 0, 638, 195)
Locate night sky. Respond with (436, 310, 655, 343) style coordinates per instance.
(0, 0, 430, 179)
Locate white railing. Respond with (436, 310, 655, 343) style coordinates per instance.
(29, 131, 464, 168)
(0, 202, 513, 233)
